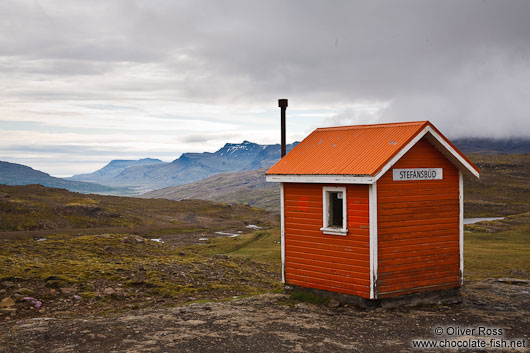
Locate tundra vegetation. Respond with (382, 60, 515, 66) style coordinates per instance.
(0, 184, 280, 319)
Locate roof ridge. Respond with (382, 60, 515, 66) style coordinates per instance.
(315, 120, 429, 131)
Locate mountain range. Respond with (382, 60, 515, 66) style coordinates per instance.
(1, 137, 529, 200)
(70, 141, 298, 192)
(69, 158, 163, 183)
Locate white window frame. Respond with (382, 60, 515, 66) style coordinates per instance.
(320, 186, 348, 236)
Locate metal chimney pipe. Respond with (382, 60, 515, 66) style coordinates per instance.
(278, 98, 288, 158)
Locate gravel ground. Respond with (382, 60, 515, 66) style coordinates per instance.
(1, 279, 529, 352)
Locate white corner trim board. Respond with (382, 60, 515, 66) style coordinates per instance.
(369, 183, 378, 299)
(280, 182, 285, 284)
(459, 171, 464, 286)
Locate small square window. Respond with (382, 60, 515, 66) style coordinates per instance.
(321, 186, 348, 236)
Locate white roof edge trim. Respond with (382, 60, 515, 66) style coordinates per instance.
(371, 127, 430, 182)
(424, 127, 480, 179)
(372, 126, 480, 181)
(265, 174, 375, 184)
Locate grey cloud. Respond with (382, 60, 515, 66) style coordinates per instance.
(0, 144, 178, 160)
(1, 0, 530, 137)
(2, 144, 127, 155)
(0, 1, 163, 62)
(180, 133, 240, 144)
(84, 104, 139, 111)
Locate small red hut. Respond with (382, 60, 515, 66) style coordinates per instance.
(265, 121, 479, 302)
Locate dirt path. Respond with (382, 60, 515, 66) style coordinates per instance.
(1, 280, 529, 352)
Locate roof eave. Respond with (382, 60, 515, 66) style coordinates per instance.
(265, 174, 376, 184)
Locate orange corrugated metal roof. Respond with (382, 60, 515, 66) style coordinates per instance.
(266, 121, 479, 176)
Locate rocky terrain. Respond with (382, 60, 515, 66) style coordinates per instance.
(1, 279, 529, 352)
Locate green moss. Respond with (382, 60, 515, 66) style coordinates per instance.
(150, 284, 198, 297)
(289, 291, 330, 305)
(0, 229, 282, 317)
(192, 230, 281, 269)
(79, 291, 97, 299)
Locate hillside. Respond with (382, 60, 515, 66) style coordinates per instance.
(0, 183, 281, 325)
(464, 153, 530, 217)
(0, 184, 274, 232)
(453, 137, 530, 154)
(145, 153, 530, 217)
(0, 161, 128, 195)
(70, 141, 298, 191)
(143, 168, 279, 210)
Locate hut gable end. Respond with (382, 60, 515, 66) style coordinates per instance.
(376, 138, 460, 298)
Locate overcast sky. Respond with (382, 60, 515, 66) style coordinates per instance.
(1, 0, 530, 176)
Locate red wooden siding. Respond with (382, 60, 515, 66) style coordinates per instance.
(376, 138, 460, 298)
(284, 183, 371, 298)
